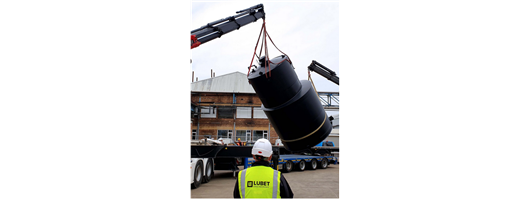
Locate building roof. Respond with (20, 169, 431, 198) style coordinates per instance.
(190, 71, 256, 93)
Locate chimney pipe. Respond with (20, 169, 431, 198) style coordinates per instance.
(213, 72, 215, 77)
(192, 71, 194, 82)
(211, 69, 213, 78)
(196, 77, 198, 82)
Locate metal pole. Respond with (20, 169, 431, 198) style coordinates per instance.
(268, 122, 271, 141)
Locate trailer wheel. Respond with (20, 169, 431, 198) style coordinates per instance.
(297, 160, 306, 171)
(309, 159, 318, 170)
(283, 160, 293, 173)
(202, 158, 214, 183)
(319, 158, 329, 169)
(191, 160, 203, 189)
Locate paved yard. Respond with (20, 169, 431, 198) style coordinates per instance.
(191, 164, 339, 198)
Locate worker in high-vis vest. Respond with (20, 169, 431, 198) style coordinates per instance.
(233, 139, 293, 198)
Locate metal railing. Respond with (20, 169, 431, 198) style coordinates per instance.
(192, 135, 279, 145)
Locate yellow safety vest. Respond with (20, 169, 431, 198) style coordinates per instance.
(238, 166, 281, 198)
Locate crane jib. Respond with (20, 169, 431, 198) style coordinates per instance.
(191, 4, 265, 49)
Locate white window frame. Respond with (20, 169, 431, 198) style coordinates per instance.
(252, 130, 268, 141)
(263, 131, 268, 140)
(246, 130, 251, 142)
(191, 130, 197, 140)
(236, 130, 250, 141)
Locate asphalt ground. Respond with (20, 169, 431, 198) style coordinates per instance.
(191, 163, 339, 198)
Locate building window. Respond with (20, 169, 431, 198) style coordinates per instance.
(191, 129, 197, 140)
(218, 107, 234, 119)
(252, 130, 268, 141)
(217, 130, 233, 139)
(236, 130, 251, 141)
(236, 107, 252, 118)
(246, 131, 251, 142)
(253, 107, 267, 119)
(200, 107, 216, 118)
(236, 130, 245, 141)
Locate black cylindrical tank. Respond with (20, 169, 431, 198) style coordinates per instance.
(248, 55, 332, 151)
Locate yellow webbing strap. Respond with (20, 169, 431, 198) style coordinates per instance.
(281, 113, 327, 142)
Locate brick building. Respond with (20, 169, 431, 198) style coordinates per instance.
(190, 72, 280, 144)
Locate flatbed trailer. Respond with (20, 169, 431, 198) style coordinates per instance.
(191, 145, 339, 159)
(191, 144, 339, 189)
(244, 154, 338, 172)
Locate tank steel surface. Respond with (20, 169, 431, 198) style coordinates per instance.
(248, 55, 332, 151)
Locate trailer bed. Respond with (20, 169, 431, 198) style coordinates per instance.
(244, 154, 338, 169)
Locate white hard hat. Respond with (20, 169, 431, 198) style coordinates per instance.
(251, 139, 273, 157)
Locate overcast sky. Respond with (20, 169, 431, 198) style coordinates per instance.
(191, 1, 339, 94)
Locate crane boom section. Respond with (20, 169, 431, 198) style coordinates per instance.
(191, 4, 265, 49)
(308, 60, 340, 85)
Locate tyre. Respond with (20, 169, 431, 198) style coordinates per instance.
(202, 158, 214, 183)
(318, 158, 328, 169)
(297, 160, 306, 171)
(191, 160, 203, 189)
(309, 159, 318, 170)
(283, 160, 293, 173)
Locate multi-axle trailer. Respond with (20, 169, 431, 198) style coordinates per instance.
(244, 154, 338, 172)
(191, 144, 339, 189)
